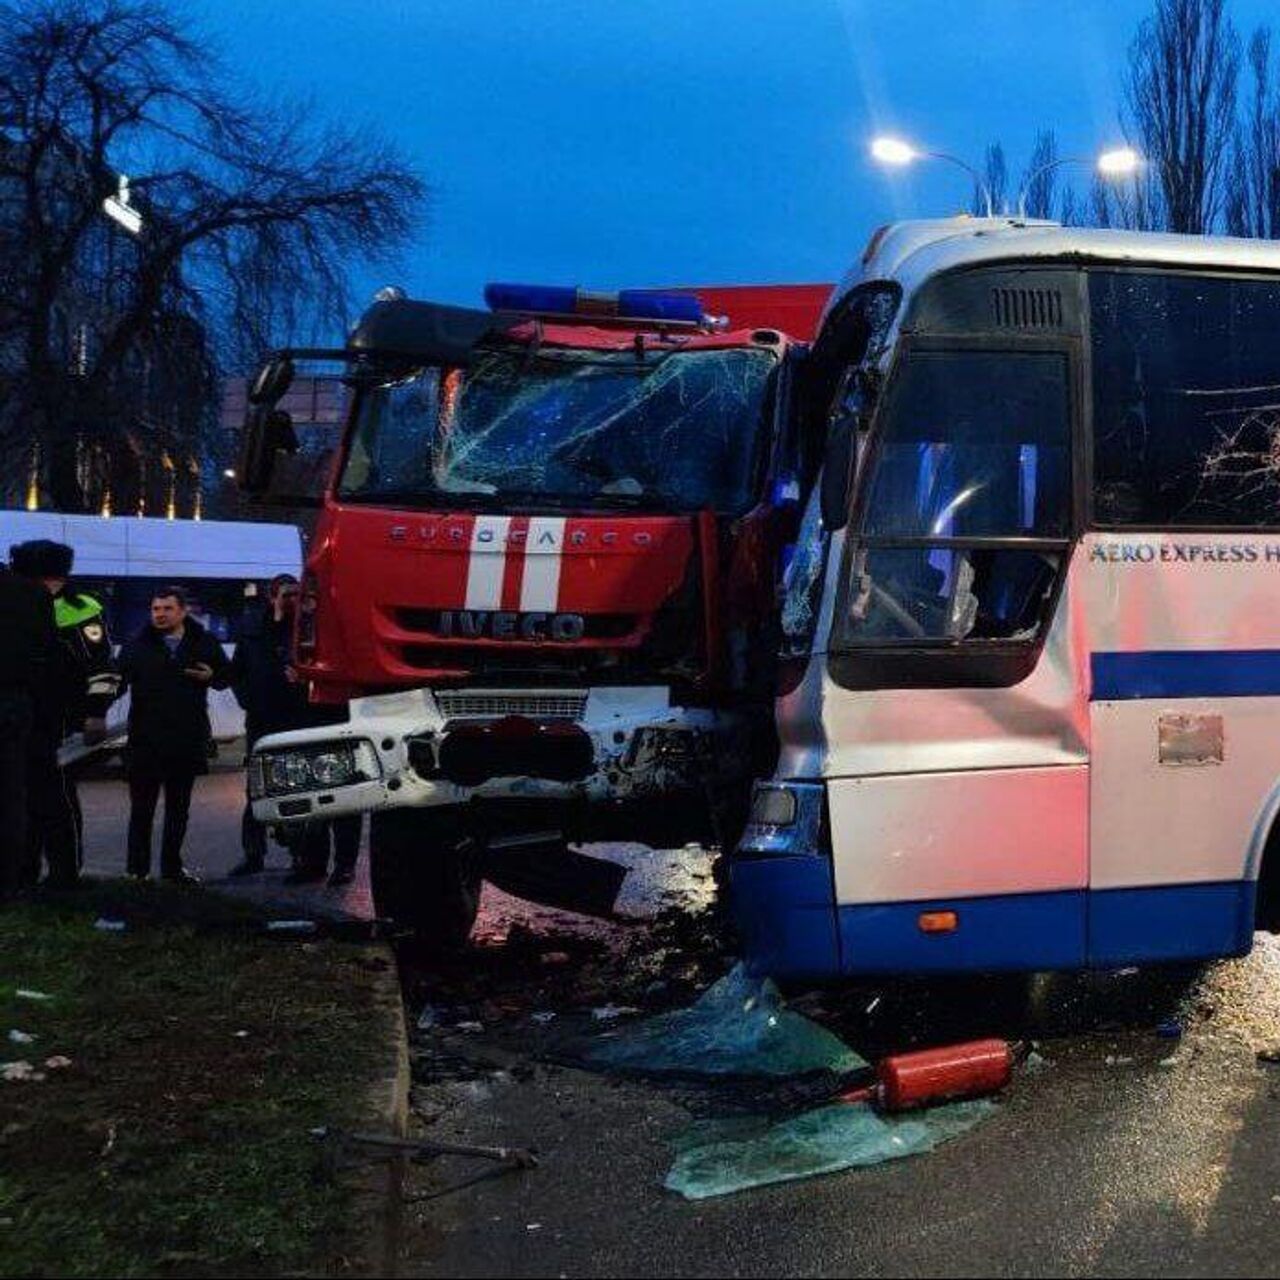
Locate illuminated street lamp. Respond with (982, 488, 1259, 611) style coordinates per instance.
(1017, 146, 1141, 219)
(103, 173, 143, 236)
(870, 136, 994, 218)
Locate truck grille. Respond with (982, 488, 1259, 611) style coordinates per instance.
(434, 690, 589, 721)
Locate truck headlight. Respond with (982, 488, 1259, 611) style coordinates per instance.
(249, 739, 381, 800)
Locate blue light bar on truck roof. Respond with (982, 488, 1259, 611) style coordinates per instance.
(484, 282, 709, 326)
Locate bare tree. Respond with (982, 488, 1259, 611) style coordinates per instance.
(1225, 26, 1280, 237)
(0, 0, 425, 510)
(1021, 130, 1060, 220)
(971, 142, 1008, 215)
(1124, 0, 1241, 233)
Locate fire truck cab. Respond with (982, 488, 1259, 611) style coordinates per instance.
(239, 282, 827, 942)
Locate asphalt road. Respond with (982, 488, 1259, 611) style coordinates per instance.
(69, 757, 1280, 1277)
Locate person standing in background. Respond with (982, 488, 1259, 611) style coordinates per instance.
(9, 540, 120, 887)
(228, 574, 304, 876)
(0, 556, 57, 901)
(118, 587, 230, 882)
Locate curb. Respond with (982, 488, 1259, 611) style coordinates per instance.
(345, 941, 411, 1277)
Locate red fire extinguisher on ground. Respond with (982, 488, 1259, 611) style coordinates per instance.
(840, 1038, 1014, 1112)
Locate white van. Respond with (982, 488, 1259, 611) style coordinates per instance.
(0, 513, 303, 741)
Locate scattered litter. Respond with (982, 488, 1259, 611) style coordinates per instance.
(14, 989, 52, 1002)
(591, 1004, 642, 1022)
(455, 1021, 484, 1034)
(1104, 1055, 1135, 1066)
(1155, 1018, 1183, 1040)
(1114, 967, 1140, 977)
(233, 1030, 250, 1039)
(43, 1056, 71, 1070)
(266, 920, 318, 935)
(666, 1098, 996, 1200)
(526, 1223, 542, 1231)
(416, 1004, 441, 1031)
(865, 995, 882, 1015)
(93, 918, 126, 932)
(531, 1011, 557, 1025)
(1023, 1050, 1050, 1073)
(7, 1031, 34, 1046)
(586, 964, 865, 1078)
(540, 952, 571, 967)
(1159, 1055, 1180, 1068)
(1, 1061, 44, 1082)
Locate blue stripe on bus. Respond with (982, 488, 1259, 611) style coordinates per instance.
(731, 869, 1256, 980)
(1092, 649, 1280, 700)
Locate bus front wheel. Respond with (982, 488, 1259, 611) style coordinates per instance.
(369, 808, 482, 948)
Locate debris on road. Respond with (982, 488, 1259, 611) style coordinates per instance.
(14, 989, 52, 1002)
(591, 1004, 641, 1022)
(7, 1030, 34, 1045)
(93, 918, 126, 932)
(839, 1040, 1013, 1112)
(666, 1098, 997, 1200)
(1155, 1018, 1183, 1039)
(43, 1056, 71, 1070)
(266, 919, 318, 935)
(1, 1061, 44, 1082)
(586, 964, 865, 1078)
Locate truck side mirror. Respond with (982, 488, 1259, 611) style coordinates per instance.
(248, 355, 295, 407)
(237, 406, 299, 495)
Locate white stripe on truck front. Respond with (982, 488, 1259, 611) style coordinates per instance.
(464, 515, 511, 610)
(520, 516, 565, 611)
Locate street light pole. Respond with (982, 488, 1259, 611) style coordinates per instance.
(1016, 147, 1141, 220)
(870, 137, 994, 218)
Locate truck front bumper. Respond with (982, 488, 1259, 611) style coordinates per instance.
(249, 685, 750, 826)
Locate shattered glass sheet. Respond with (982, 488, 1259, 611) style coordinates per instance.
(585, 964, 866, 1078)
(666, 1099, 996, 1200)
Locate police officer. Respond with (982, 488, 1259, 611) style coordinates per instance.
(0, 554, 57, 901)
(10, 540, 120, 888)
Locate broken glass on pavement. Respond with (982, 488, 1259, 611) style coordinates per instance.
(585, 963, 866, 1078)
(665, 1098, 996, 1200)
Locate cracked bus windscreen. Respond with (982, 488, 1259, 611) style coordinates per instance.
(337, 344, 776, 514)
(834, 347, 1071, 646)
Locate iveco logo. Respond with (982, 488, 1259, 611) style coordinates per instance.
(434, 610, 586, 641)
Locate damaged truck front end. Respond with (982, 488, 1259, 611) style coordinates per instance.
(240, 282, 827, 941)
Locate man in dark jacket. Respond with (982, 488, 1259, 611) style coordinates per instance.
(10, 539, 121, 888)
(228, 574, 306, 876)
(118, 586, 231, 882)
(0, 561, 57, 901)
(228, 575, 361, 886)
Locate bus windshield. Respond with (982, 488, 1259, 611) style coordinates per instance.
(836, 346, 1071, 646)
(337, 343, 776, 514)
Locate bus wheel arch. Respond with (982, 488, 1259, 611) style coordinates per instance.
(1249, 784, 1280, 932)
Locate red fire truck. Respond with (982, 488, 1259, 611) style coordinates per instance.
(238, 282, 829, 942)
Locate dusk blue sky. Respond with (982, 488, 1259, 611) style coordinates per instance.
(200, 0, 1278, 309)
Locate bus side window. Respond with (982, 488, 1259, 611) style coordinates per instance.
(1091, 270, 1280, 528)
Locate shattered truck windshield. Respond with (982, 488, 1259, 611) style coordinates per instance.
(337, 342, 776, 513)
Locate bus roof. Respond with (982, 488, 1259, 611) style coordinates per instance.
(829, 216, 1280, 326)
(0, 513, 302, 581)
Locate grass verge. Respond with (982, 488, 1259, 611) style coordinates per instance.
(0, 881, 397, 1277)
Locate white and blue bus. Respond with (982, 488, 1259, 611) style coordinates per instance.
(734, 217, 1280, 980)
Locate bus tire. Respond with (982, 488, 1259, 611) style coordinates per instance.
(369, 808, 481, 948)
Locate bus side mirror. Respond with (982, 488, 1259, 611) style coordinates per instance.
(238, 406, 299, 495)
(820, 416, 856, 531)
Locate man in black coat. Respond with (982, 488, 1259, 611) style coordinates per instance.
(228, 575, 361, 886)
(228, 574, 307, 875)
(10, 539, 121, 888)
(118, 586, 231, 882)
(0, 561, 57, 901)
